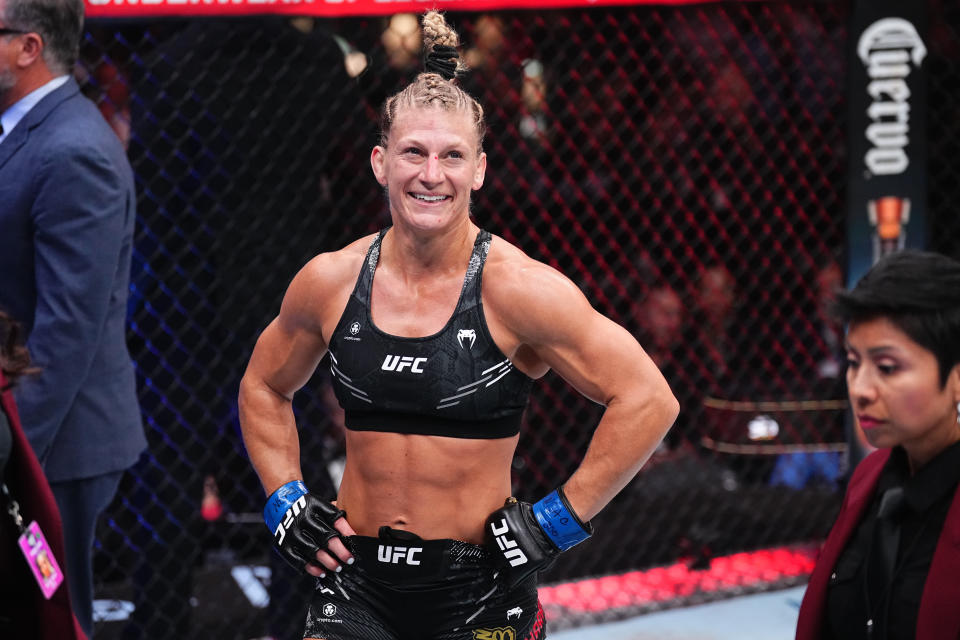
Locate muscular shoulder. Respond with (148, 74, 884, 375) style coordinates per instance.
(482, 235, 593, 344)
(484, 234, 575, 289)
(280, 234, 375, 337)
(297, 234, 373, 287)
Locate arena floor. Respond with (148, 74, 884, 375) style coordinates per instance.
(550, 585, 805, 640)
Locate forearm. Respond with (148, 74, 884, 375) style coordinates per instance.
(563, 390, 678, 521)
(238, 376, 304, 495)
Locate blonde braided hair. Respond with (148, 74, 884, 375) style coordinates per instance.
(379, 11, 486, 153)
(422, 10, 460, 49)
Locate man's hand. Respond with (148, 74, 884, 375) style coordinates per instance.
(264, 480, 354, 576)
(485, 488, 593, 589)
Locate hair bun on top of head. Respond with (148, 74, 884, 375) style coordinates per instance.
(425, 45, 460, 80)
(421, 11, 463, 81)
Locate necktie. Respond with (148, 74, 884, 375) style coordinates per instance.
(865, 486, 904, 638)
(876, 486, 904, 585)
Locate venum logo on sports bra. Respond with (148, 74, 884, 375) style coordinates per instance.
(457, 328, 476, 349)
(381, 355, 427, 373)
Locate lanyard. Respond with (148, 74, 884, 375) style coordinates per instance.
(1, 481, 26, 534)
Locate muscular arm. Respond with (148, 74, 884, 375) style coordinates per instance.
(238, 257, 334, 495)
(489, 256, 679, 522)
(239, 253, 359, 574)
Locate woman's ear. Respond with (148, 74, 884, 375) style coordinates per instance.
(370, 146, 388, 186)
(472, 152, 487, 190)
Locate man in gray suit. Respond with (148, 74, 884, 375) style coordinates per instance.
(0, 0, 146, 634)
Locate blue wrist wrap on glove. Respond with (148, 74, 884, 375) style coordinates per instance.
(263, 480, 309, 532)
(532, 488, 591, 551)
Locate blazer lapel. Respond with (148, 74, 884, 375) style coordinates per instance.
(834, 451, 889, 546)
(916, 482, 960, 639)
(0, 78, 80, 170)
(0, 120, 28, 170)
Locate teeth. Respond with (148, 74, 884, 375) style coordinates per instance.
(411, 194, 447, 201)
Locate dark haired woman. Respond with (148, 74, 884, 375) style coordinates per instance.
(0, 311, 86, 639)
(796, 250, 960, 640)
(238, 10, 677, 640)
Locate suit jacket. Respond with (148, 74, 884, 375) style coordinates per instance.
(796, 448, 960, 639)
(0, 78, 145, 481)
(0, 372, 86, 639)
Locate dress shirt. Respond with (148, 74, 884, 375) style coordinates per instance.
(0, 75, 69, 145)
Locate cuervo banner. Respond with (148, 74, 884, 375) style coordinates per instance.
(846, 0, 928, 287)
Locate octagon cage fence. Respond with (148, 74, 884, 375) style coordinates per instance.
(61, 1, 960, 638)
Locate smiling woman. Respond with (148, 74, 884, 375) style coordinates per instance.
(237, 9, 678, 640)
(796, 250, 960, 640)
(369, 105, 486, 234)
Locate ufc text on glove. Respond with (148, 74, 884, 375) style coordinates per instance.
(485, 487, 593, 588)
(263, 480, 347, 572)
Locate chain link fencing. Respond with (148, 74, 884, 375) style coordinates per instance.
(71, 1, 960, 638)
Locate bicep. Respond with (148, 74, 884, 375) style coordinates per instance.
(518, 276, 670, 406)
(246, 317, 328, 399)
(244, 269, 331, 398)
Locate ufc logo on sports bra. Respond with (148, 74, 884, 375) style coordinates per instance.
(377, 545, 423, 565)
(381, 355, 427, 373)
(489, 519, 528, 567)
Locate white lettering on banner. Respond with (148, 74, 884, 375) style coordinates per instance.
(856, 18, 927, 177)
(88, 0, 325, 5)
(376, 545, 423, 565)
(86, 0, 688, 17)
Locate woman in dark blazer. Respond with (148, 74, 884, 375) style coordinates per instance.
(0, 311, 85, 640)
(796, 250, 960, 640)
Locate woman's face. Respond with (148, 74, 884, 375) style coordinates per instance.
(846, 316, 960, 468)
(370, 105, 486, 234)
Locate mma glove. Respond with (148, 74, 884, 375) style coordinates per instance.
(263, 480, 346, 573)
(485, 486, 594, 589)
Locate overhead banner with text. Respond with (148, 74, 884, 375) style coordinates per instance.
(846, 0, 928, 287)
(84, 0, 729, 19)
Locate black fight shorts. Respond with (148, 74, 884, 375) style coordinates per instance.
(302, 527, 545, 640)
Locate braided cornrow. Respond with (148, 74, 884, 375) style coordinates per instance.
(422, 10, 459, 49)
(379, 11, 486, 153)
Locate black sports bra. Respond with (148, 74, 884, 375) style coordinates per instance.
(327, 229, 533, 439)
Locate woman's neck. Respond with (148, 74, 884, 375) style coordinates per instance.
(383, 220, 477, 278)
